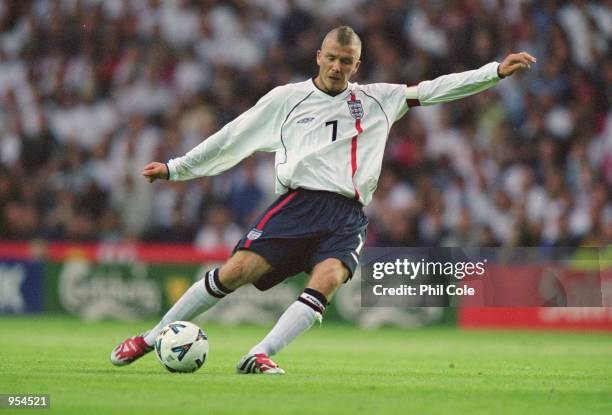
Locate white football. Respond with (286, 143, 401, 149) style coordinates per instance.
(154, 321, 209, 373)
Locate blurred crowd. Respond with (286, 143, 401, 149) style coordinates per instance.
(0, 0, 610, 250)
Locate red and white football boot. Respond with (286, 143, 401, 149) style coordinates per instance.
(110, 334, 153, 366)
(236, 353, 285, 375)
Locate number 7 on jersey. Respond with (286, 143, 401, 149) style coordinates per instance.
(325, 120, 338, 142)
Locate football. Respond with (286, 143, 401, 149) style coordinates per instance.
(154, 321, 209, 373)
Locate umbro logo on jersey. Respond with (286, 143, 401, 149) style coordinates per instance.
(347, 100, 364, 119)
(297, 117, 315, 124)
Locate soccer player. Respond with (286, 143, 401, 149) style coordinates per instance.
(110, 26, 535, 374)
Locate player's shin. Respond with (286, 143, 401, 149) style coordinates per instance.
(249, 288, 327, 356)
(143, 269, 232, 346)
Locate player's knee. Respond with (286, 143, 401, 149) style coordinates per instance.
(219, 257, 249, 289)
(219, 251, 270, 290)
(309, 259, 349, 298)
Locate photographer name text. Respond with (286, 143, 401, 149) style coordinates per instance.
(372, 284, 475, 296)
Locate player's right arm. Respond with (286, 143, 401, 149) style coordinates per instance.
(143, 86, 287, 183)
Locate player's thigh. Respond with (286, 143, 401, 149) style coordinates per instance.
(219, 250, 273, 290)
(306, 258, 350, 300)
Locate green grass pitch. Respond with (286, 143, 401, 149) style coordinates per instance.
(1, 316, 610, 415)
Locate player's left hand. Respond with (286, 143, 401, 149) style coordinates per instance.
(498, 52, 536, 78)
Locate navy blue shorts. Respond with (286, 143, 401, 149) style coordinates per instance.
(233, 188, 368, 291)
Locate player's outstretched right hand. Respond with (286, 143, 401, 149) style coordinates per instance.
(142, 162, 169, 183)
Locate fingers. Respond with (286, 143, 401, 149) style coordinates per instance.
(142, 161, 170, 183)
(143, 162, 162, 171)
(513, 52, 537, 68)
(143, 172, 157, 183)
(523, 52, 537, 63)
(142, 162, 162, 182)
(500, 51, 537, 77)
(507, 62, 526, 73)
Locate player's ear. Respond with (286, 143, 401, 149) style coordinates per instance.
(316, 50, 321, 66)
(352, 60, 361, 75)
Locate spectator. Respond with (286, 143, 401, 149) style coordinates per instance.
(0, 0, 608, 249)
(194, 205, 243, 251)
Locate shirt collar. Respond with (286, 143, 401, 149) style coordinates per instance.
(311, 77, 352, 100)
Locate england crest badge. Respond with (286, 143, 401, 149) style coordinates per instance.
(347, 99, 364, 119)
(247, 228, 263, 240)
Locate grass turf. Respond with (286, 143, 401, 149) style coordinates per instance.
(0, 316, 610, 415)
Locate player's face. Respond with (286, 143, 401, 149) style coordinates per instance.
(316, 39, 361, 93)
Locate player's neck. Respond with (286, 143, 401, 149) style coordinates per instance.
(312, 76, 348, 97)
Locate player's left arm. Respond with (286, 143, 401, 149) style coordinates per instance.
(406, 52, 536, 106)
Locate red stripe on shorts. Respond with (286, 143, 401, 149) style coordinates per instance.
(244, 191, 298, 248)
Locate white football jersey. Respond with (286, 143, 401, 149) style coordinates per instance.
(167, 61, 501, 205)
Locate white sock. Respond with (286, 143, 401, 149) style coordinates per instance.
(143, 269, 231, 345)
(249, 289, 326, 356)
